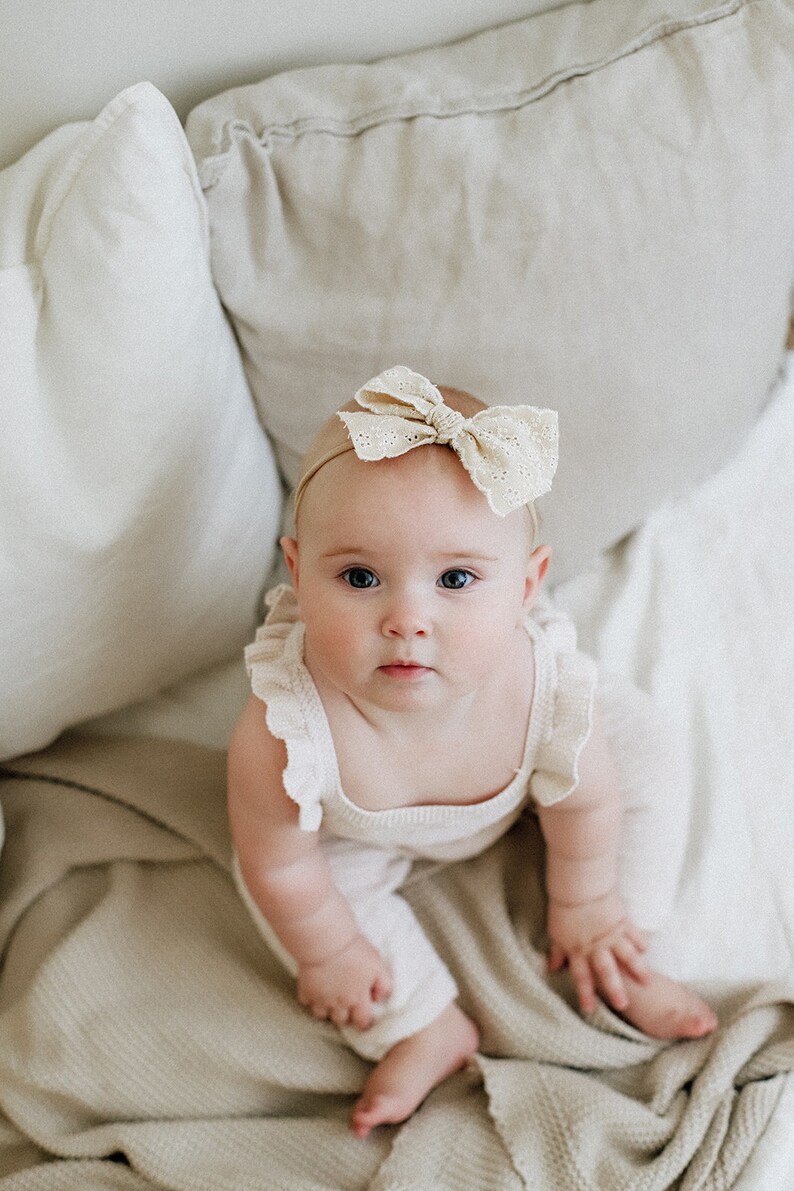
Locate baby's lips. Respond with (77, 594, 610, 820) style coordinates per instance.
(379, 662, 433, 678)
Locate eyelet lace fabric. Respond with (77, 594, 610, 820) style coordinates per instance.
(339, 365, 559, 517)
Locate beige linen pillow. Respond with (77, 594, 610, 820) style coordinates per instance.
(187, 0, 794, 581)
(0, 84, 282, 760)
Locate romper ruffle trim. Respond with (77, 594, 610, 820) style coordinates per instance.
(244, 584, 332, 831)
(526, 594, 597, 809)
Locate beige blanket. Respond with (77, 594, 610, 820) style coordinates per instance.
(0, 733, 792, 1190)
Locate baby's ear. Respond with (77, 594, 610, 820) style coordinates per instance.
(523, 544, 551, 608)
(280, 536, 300, 588)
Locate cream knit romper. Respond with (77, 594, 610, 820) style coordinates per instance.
(234, 585, 687, 1060)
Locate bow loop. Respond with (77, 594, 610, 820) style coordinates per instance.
(337, 365, 558, 516)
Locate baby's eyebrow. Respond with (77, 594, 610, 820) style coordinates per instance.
(437, 551, 499, 562)
(319, 548, 499, 562)
(320, 547, 369, 558)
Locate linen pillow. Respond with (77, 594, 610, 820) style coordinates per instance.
(0, 83, 282, 761)
(186, 0, 794, 582)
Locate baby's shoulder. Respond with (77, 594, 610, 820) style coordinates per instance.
(228, 693, 287, 786)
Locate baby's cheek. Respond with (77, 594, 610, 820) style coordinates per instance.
(458, 620, 513, 671)
(307, 608, 364, 671)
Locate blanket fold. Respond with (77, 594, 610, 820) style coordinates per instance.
(0, 733, 792, 1190)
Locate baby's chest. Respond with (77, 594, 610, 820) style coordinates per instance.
(330, 704, 531, 812)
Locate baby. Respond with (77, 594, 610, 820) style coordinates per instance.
(227, 365, 717, 1139)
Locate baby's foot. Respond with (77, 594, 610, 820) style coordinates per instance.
(616, 970, 718, 1040)
(351, 1003, 479, 1138)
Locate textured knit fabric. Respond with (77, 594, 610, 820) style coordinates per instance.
(1, 734, 792, 1190)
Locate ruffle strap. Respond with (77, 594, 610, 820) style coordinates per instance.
(244, 585, 335, 831)
(528, 597, 597, 809)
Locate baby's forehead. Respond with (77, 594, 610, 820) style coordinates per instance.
(314, 435, 481, 506)
(302, 444, 532, 555)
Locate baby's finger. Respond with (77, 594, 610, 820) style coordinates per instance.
(329, 1002, 351, 1028)
(569, 952, 597, 1014)
(613, 937, 651, 984)
(547, 943, 566, 973)
(372, 972, 393, 1003)
(350, 1001, 374, 1031)
(625, 923, 649, 953)
(592, 947, 628, 1011)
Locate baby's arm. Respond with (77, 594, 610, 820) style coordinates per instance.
(228, 694, 392, 1029)
(537, 706, 649, 1014)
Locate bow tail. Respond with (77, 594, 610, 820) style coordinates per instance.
(338, 411, 438, 461)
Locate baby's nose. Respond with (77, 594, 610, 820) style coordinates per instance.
(380, 591, 431, 638)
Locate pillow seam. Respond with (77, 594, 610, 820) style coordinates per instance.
(197, 0, 753, 191)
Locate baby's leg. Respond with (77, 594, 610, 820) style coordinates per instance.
(314, 840, 478, 1132)
(319, 839, 480, 1132)
(598, 675, 717, 1038)
(352, 1002, 479, 1138)
(234, 835, 474, 1128)
(318, 838, 463, 1064)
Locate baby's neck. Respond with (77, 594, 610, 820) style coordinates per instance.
(344, 686, 483, 737)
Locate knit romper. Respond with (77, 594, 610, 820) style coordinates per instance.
(234, 584, 686, 1060)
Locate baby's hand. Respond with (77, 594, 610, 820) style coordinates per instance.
(546, 891, 650, 1015)
(297, 934, 393, 1031)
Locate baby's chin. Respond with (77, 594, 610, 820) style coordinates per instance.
(374, 663, 437, 689)
(365, 667, 446, 710)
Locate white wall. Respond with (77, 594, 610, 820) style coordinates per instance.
(0, 0, 565, 169)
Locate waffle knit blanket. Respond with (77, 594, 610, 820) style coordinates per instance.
(0, 733, 792, 1190)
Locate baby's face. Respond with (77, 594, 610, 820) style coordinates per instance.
(282, 445, 549, 716)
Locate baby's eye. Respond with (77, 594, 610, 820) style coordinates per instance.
(342, 567, 379, 589)
(438, 569, 475, 590)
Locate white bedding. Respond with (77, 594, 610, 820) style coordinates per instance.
(557, 356, 794, 998)
(557, 354, 794, 1189)
(82, 353, 794, 1185)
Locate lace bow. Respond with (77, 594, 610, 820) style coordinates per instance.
(338, 366, 558, 516)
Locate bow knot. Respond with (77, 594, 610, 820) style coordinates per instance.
(428, 404, 466, 444)
(338, 365, 558, 517)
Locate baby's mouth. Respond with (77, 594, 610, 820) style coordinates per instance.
(379, 661, 432, 678)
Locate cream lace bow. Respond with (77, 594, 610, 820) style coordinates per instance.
(338, 365, 558, 516)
